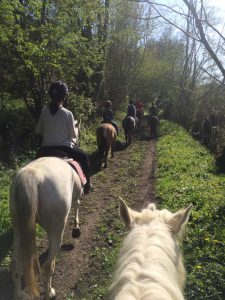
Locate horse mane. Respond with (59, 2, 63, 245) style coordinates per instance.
(107, 199, 192, 300)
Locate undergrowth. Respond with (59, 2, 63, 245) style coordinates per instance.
(157, 120, 225, 300)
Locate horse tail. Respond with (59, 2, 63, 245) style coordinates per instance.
(126, 117, 135, 134)
(11, 167, 41, 297)
(97, 126, 108, 153)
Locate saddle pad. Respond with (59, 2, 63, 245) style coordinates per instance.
(68, 160, 87, 186)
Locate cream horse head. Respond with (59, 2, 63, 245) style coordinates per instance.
(10, 125, 83, 300)
(107, 198, 192, 300)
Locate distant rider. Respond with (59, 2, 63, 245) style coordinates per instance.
(127, 100, 137, 118)
(149, 99, 158, 116)
(102, 100, 119, 134)
(135, 98, 144, 120)
(135, 99, 144, 113)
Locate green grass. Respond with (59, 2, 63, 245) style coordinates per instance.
(157, 120, 225, 300)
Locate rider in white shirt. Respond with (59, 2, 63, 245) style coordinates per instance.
(36, 81, 93, 194)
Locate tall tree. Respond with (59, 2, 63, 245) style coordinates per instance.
(104, 0, 149, 108)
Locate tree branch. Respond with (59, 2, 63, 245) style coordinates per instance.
(183, 0, 225, 79)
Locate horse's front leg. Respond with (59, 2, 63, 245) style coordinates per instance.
(72, 199, 81, 238)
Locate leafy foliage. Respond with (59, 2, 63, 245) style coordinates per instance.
(0, 0, 106, 120)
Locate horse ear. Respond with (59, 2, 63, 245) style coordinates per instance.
(119, 198, 132, 229)
(168, 204, 193, 234)
(119, 197, 142, 229)
(74, 119, 81, 132)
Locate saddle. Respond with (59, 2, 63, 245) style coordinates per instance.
(65, 159, 87, 186)
(36, 149, 87, 186)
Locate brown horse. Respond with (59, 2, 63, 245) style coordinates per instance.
(96, 123, 117, 168)
(148, 115, 159, 139)
(122, 116, 136, 145)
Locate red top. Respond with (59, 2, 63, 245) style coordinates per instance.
(135, 100, 143, 110)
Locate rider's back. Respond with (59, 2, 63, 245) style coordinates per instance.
(35, 106, 76, 147)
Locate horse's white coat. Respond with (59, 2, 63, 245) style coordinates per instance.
(107, 199, 192, 300)
(10, 121, 83, 300)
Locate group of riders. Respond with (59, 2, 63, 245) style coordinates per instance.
(103, 97, 158, 134)
(35, 80, 158, 195)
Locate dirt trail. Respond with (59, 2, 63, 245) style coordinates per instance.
(51, 137, 157, 299)
(0, 117, 157, 300)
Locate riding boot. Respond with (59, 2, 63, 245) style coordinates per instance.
(83, 178, 94, 194)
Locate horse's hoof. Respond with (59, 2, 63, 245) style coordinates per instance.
(72, 227, 81, 238)
(45, 287, 56, 299)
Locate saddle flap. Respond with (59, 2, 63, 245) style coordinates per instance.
(68, 160, 87, 186)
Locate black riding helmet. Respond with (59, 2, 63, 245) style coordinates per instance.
(48, 81, 69, 101)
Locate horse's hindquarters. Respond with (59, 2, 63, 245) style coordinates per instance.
(10, 157, 83, 299)
(96, 123, 116, 168)
(123, 117, 135, 144)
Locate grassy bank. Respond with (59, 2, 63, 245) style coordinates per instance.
(157, 120, 225, 300)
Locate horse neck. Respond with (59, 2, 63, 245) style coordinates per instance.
(110, 220, 185, 299)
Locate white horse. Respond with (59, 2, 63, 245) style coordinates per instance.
(107, 198, 192, 300)
(10, 121, 83, 299)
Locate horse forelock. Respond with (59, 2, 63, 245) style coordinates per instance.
(132, 206, 173, 227)
(108, 211, 185, 300)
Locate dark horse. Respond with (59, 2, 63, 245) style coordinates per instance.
(122, 116, 136, 145)
(96, 123, 117, 168)
(148, 115, 159, 139)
